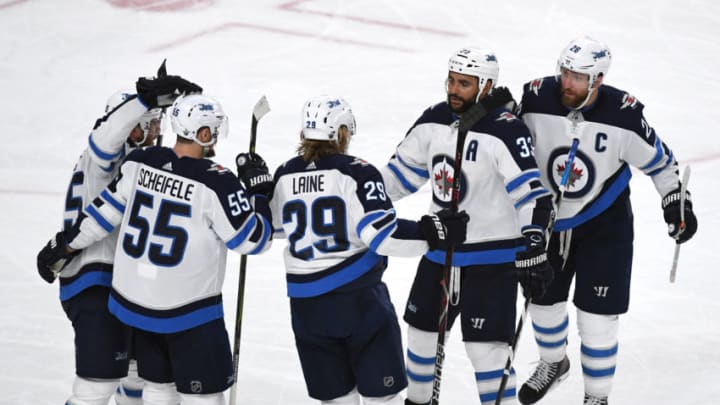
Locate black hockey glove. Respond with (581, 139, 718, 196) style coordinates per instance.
(419, 209, 469, 251)
(236, 152, 274, 198)
(36, 231, 77, 283)
(136, 75, 203, 108)
(662, 187, 697, 244)
(480, 86, 517, 112)
(516, 229, 554, 300)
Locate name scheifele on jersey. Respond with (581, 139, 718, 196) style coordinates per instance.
(137, 167, 195, 202)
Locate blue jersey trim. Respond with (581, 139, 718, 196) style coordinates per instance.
(226, 215, 258, 249)
(88, 134, 123, 161)
(357, 211, 386, 235)
(648, 150, 674, 177)
(86, 204, 115, 233)
(386, 163, 418, 194)
(108, 295, 224, 333)
(425, 246, 522, 266)
(640, 138, 664, 170)
(286, 250, 382, 298)
(396, 153, 429, 179)
(514, 188, 550, 208)
(369, 222, 396, 252)
(100, 190, 125, 214)
(59, 271, 112, 301)
(506, 171, 540, 193)
(554, 166, 632, 231)
(248, 215, 272, 255)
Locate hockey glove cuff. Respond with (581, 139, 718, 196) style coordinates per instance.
(236, 152, 274, 198)
(481, 86, 516, 112)
(136, 75, 203, 108)
(516, 229, 554, 300)
(419, 209, 469, 251)
(36, 231, 77, 283)
(662, 187, 697, 244)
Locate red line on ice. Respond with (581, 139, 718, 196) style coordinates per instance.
(146, 21, 414, 53)
(277, 0, 464, 37)
(0, 0, 28, 9)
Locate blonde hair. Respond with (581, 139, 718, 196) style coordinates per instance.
(297, 126, 351, 162)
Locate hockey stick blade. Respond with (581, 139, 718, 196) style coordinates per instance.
(669, 165, 691, 283)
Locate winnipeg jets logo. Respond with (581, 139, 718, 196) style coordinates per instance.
(530, 78, 544, 96)
(620, 93, 638, 110)
(555, 161, 584, 188)
(431, 155, 467, 206)
(547, 147, 595, 199)
(496, 112, 517, 122)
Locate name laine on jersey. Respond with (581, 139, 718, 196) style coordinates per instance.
(292, 174, 325, 194)
(137, 167, 195, 201)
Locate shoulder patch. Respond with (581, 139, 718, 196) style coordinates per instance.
(351, 157, 370, 167)
(529, 77, 544, 96)
(620, 93, 639, 110)
(207, 163, 231, 174)
(495, 111, 518, 122)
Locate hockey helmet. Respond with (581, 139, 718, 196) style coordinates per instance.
(557, 36, 612, 89)
(301, 95, 356, 142)
(448, 47, 499, 96)
(170, 94, 228, 147)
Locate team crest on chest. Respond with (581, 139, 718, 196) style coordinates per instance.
(431, 155, 467, 207)
(547, 147, 595, 198)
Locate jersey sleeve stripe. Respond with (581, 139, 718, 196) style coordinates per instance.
(226, 215, 258, 249)
(514, 188, 552, 208)
(386, 163, 419, 194)
(100, 190, 125, 214)
(86, 204, 115, 232)
(647, 150, 675, 176)
(506, 170, 541, 193)
(356, 211, 387, 235)
(368, 222, 397, 252)
(248, 215, 272, 255)
(396, 153, 430, 179)
(640, 137, 665, 170)
(88, 133, 123, 161)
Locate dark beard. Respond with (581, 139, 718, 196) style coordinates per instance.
(447, 94, 474, 114)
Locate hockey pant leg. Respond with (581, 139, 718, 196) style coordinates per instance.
(115, 359, 143, 405)
(405, 326, 438, 404)
(142, 381, 180, 405)
(528, 302, 569, 362)
(576, 308, 619, 398)
(465, 341, 517, 404)
(321, 387, 361, 405)
(65, 377, 118, 405)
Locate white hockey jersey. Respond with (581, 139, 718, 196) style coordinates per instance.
(519, 76, 679, 231)
(270, 154, 430, 298)
(381, 102, 553, 266)
(59, 96, 146, 301)
(67, 146, 272, 333)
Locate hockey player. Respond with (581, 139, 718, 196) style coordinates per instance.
(35, 75, 199, 405)
(516, 36, 698, 405)
(380, 47, 555, 404)
(256, 95, 468, 405)
(37, 90, 274, 405)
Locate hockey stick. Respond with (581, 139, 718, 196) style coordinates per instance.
(229, 95, 270, 405)
(430, 102, 488, 405)
(669, 165, 691, 283)
(155, 59, 167, 147)
(494, 137, 580, 405)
